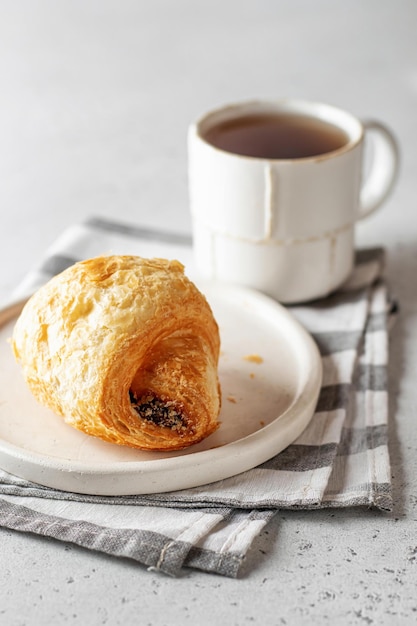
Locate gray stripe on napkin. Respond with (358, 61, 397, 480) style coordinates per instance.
(366, 312, 387, 332)
(259, 424, 387, 472)
(259, 442, 337, 471)
(355, 247, 384, 265)
(40, 255, 79, 276)
(184, 545, 244, 577)
(312, 312, 387, 356)
(316, 384, 351, 412)
(86, 216, 193, 246)
(312, 331, 362, 355)
(0, 471, 236, 511)
(0, 498, 191, 577)
(337, 424, 388, 456)
(356, 364, 387, 391)
(303, 287, 368, 310)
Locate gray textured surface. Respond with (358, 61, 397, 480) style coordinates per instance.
(0, 1, 416, 624)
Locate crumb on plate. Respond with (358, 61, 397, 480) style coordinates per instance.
(243, 354, 264, 364)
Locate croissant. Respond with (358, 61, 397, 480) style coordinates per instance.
(12, 255, 221, 451)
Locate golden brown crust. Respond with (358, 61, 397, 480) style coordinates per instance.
(12, 255, 221, 450)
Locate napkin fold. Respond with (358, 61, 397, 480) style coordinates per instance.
(0, 217, 395, 577)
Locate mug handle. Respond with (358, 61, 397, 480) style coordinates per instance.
(358, 120, 399, 219)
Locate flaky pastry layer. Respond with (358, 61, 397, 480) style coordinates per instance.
(12, 255, 221, 451)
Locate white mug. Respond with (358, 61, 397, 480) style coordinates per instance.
(188, 99, 399, 303)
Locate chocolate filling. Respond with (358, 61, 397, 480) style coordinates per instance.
(129, 391, 188, 432)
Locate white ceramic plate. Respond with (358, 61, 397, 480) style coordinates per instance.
(0, 284, 322, 496)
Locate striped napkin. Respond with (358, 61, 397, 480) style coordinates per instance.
(0, 217, 394, 577)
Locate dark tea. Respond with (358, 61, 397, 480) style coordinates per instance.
(203, 112, 349, 159)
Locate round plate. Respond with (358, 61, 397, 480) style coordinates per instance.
(0, 284, 322, 495)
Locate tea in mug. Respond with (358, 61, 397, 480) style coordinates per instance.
(203, 112, 349, 159)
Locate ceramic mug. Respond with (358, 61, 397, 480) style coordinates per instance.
(188, 99, 399, 303)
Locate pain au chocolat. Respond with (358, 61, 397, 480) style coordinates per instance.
(12, 255, 221, 451)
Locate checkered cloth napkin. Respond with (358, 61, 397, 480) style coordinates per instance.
(0, 217, 395, 577)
